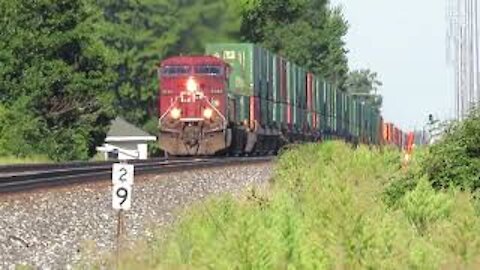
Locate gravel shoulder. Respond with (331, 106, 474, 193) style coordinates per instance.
(0, 162, 273, 269)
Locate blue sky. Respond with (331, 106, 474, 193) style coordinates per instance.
(330, 0, 452, 130)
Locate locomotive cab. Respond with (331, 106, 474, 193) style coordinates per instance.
(157, 56, 232, 155)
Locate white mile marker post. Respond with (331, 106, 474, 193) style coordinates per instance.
(112, 161, 134, 267)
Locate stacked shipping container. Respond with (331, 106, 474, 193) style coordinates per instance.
(382, 122, 407, 149)
(205, 43, 383, 144)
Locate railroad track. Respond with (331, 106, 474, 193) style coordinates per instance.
(0, 156, 274, 193)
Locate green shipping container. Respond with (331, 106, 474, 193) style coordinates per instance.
(287, 62, 296, 125)
(357, 101, 363, 139)
(260, 97, 268, 125)
(272, 55, 280, 103)
(266, 99, 274, 126)
(326, 83, 336, 132)
(297, 68, 307, 127)
(274, 56, 285, 103)
(320, 80, 327, 132)
(336, 91, 344, 135)
(234, 94, 250, 124)
(258, 48, 268, 99)
(362, 104, 368, 141)
(347, 95, 354, 137)
(354, 100, 360, 137)
(272, 101, 283, 125)
(206, 43, 268, 97)
(266, 50, 274, 101)
(297, 67, 307, 110)
(333, 85, 338, 133)
(287, 62, 296, 104)
(315, 78, 325, 132)
(368, 107, 375, 142)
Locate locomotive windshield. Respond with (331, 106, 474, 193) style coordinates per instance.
(161, 65, 191, 76)
(194, 65, 222, 76)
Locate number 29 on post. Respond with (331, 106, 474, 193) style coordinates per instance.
(112, 163, 134, 211)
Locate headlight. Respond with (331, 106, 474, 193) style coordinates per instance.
(203, 108, 213, 119)
(170, 108, 181, 119)
(186, 77, 198, 93)
(211, 99, 220, 107)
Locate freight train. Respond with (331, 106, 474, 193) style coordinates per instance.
(157, 43, 410, 156)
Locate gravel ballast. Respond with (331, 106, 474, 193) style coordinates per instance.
(0, 162, 272, 269)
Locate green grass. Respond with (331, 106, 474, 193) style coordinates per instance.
(83, 141, 480, 269)
(0, 155, 51, 165)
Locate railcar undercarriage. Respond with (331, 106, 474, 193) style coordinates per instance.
(159, 121, 232, 156)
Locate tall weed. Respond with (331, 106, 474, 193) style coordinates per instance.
(400, 178, 453, 235)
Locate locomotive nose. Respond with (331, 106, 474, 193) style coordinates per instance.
(183, 125, 201, 146)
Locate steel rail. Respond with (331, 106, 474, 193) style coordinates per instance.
(0, 156, 273, 193)
(0, 157, 200, 174)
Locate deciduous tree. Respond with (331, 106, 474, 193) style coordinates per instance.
(0, 0, 117, 160)
(241, 0, 349, 87)
(345, 69, 383, 111)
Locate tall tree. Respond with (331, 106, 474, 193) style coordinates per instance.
(344, 69, 383, 111)
(97, 0, 243, 130)
(0, 0, 117, 160)
(241, 0, 349, 87)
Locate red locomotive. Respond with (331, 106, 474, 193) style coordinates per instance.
(157, 56, 232, 155)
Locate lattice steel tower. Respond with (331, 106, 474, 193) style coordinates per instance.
(447, 0, 480, 120)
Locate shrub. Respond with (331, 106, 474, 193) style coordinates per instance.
(400, 178, 453, 235)
(383, 147, 429, 208)
(422, 109, 480, 191)
(0, 98, 42, 157)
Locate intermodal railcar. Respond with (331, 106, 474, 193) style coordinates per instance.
(157, 43, 407, 156)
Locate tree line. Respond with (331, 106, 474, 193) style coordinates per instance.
(0, 0, 382, 161)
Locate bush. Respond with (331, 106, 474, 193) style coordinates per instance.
(422, 109, 480, 191)
(400, 178, 453, 235)
(0, 99, 42, 157)
(383, 147, 429, 208)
